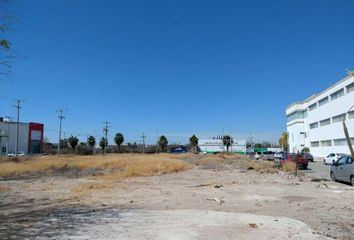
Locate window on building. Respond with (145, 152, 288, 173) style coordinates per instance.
(309, 122, 319, 129)
(286, 110, 306, 122)
(346, 82, 354, 94)
(333, 138, 346, 146)
(309, 103, 317, 111)
(318, 97, 329, 107)
(321, 140, 332, 147)
(319, 118, 331, 127)
(311, 141, 319, 147)
(332, 113, 346, 123)
(349, 111, 354, 119)
(330, 88, 344, 101)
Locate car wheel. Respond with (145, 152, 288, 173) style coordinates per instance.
(302, 165, 308, 170)
(332, 160, 335, 165)
(330, 172, 336, 182)
(323, 160, 326, 165)
(351, 176, 354, 187)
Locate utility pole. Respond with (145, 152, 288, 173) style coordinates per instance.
(103, 121, 111, 155)
(249, 132, 254, 149)
(13, 99, 24, 157)
(141, 133, 146, 154)
(57, 109, 66, 155)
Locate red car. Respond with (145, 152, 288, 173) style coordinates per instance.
(280, 153, 308, 170)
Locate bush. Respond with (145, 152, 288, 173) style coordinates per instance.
(76, 145, 93, 155)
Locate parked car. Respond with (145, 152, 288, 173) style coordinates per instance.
(274, 151, 287, 160)
(301, 153, 314, 162)
(324, 153, 346, 165)
(330, 155, 354, 186)
(7, 151, 25, 157)
(261, 151, 275, 161)
(280, 153, 308, 170)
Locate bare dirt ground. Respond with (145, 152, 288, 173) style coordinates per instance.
(1, 157, 354, 239)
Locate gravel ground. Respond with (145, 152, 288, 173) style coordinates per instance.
(1, 162, 353, 240)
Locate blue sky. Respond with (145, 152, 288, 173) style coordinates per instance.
(1, 0, 354, 144)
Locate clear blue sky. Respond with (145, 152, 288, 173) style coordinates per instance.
(1, 0, 354, 144)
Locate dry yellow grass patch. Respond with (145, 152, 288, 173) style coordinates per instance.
(0, 154, 192, 179)
(281, 161, 296, 172)
(0, 185, 11, 192)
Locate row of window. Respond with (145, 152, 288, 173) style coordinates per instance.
(311, 138, 354, 147)
(309, 111, 354, 129)
(308, 81, 354, 111)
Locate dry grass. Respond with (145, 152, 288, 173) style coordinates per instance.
(0, 154, 192, 179)
(238, 159, 276, 172)
(281, 161, 296, 172)
(0, 185, 11, 192)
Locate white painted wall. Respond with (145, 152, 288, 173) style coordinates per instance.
(286, 74, 354, 158)
(199, 139, 246, 153)
(0, 122, 29, 155)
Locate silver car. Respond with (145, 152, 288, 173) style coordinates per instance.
(330, 155, 354, 186)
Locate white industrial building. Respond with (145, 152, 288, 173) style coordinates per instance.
(0, 118, 44, 155)
(286, 72, 354, 158)
(198, 138, 246, 154)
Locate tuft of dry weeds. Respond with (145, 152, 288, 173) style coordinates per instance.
(0, 154, 192, 179)
(281, 161, 296, 172)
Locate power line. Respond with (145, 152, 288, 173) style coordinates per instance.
(103, 121, 111, 154)
(12, 99, 24, 157)
(57, 109, 67, 155)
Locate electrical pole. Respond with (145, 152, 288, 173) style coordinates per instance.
(141, 133, 146, 154)
(57, 109, 66, 155)
(103, 121, 111, 155)
(13, 99, 24, 157)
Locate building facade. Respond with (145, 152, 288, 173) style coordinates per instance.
(198, 139, 246, 154)
(0, 118, 44, 155)
(286, 73, 354, 158)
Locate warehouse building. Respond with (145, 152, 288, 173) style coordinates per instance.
(0, 118, 44, 155)
(286, 72, 354, 158)
(198, 138, 247, 154)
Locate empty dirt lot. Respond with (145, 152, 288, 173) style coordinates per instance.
(0, 154, 353, 239)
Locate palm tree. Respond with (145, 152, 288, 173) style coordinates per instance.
(158, 135, 168, 152)
(114, 132, 124, 153)
(278, 132, 289, 151)
(189, 134, 199, 153)
(222, 135, 233, 152)
(87, 135, 96, 154)
(68, 135, 79, 153)
(99, 137, 107, 154)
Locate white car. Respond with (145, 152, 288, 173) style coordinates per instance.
(7, 151, 25, 157)
(324, 153, 346, 165)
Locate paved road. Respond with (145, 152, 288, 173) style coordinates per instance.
(301, 161, 331, 180)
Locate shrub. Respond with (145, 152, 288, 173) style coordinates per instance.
(76, 145, 93, 155)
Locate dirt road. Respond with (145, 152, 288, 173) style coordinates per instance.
(1, 165, 353, 239)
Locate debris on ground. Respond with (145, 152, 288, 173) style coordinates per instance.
(206, 197, 224, 205)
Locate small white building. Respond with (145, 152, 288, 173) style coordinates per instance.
(0, 118, 44, 155)
(198, 139, 246, 154)
(286, 72, 354, 158)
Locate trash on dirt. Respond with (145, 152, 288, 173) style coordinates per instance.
(206, 197, 224, 205)
(214, 184, 223, 188)
(187, 183, 212, 188)
(248, 223, 258, 228)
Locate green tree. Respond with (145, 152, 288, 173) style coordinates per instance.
(68, 135, 79, 153)
(189, 134, 199, 153)
(158, 135, 168, 152)
(222, 135, 233, 152)
(114, 132, 124, 152)
(87, 135, 96, 151)
(99, 137, 107, 153)
(278, 132, 289, 151)
(301, 147, 310, 153)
